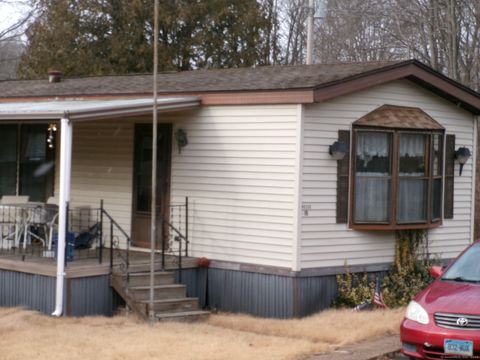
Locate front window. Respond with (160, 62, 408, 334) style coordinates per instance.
(352, 129, 444, 229)
(0, 124, 55, 202)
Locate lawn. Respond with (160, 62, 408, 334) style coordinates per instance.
(0, 307, 404, 360)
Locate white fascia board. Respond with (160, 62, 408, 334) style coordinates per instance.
(0, 97, 200, 121)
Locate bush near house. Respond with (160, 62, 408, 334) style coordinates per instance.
(336, 230, 436, 308)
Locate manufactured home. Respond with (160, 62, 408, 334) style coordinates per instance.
(0, 60, 479, 318)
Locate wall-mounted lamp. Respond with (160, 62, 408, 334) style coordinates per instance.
(175, 128, 188, 154)
(329, 140, 348, 160)
(455, 146, 471, 176)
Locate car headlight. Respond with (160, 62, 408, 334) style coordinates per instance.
(406, 300, 429, 325)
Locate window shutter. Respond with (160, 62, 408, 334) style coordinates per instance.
(444, 134, 455, 219)
(336, 130, 350, 223)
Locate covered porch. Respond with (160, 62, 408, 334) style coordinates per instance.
(0, 97, 202, 316)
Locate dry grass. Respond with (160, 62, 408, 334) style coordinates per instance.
(0, 307, 404, 360)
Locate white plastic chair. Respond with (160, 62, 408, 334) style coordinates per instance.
(0, 196, 30, 249)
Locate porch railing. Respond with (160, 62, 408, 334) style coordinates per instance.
(0, 197, 190, 281)
(0, 204, 104, 261)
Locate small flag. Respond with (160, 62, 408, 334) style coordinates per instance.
(373, 276, 387, 308)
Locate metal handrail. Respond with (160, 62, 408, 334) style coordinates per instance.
(161, 217, 189, 281)
(101, 204, 132, 274)
(104, 197, 189, 283)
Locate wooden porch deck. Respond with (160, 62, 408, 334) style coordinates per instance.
(0, 249, 199, 278)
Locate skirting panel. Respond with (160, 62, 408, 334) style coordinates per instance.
(0, 269, 121, 317)
(67, 275, 121, 316)
(177, 267, 340, 318)
(1, 266, 385, 319)
(0, 269, 56, 314)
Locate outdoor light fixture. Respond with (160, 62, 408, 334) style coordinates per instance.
(329, 140, 348, 160)
(455, 146, 471, 176)
(47, 123, 57, 149)
(175, 128, 188, 153)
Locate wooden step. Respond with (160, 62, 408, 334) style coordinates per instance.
(118, 257, 198, 273)
(125, 262, 165, 273)
(114, 271, 175, 286)
(155, 310, 210, 322)
(139, 297, 199, 313)
(128, 284, 186, 301)
(110, 274, 148, 320)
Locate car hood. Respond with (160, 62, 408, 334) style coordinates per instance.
(417, 280, 480, 315)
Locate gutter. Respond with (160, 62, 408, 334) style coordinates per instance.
(0, 97, 201, 121)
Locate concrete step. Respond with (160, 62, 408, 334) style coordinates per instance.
(114, 271, 175, 286)
(139, 297, 200, 313)
(155, 310, 210, 322)
(128, 284, 186, 301)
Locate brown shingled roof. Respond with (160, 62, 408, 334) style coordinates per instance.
(0, 61, 400, 98)
(354, 105, 445, 130)
(1, 59, 480, 114)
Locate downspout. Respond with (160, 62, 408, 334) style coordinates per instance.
(52, 117, 72, 317)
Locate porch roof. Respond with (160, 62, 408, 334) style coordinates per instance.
(0, 96, 200, 121)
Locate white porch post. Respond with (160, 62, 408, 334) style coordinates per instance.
(52, 117, 73, 317)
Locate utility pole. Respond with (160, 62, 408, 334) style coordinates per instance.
(306, 0, 327, 65)
(306, 0, 314, 65)
(150, 0, 159, 323)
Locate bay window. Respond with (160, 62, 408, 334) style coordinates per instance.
(352, 128, 444, 229)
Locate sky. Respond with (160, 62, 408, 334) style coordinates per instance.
(0, 1, 31, 37)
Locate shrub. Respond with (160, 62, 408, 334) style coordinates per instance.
(334, 265, 375, 308)
(335, 229, 436, 308)
(381, 230, 436, 307)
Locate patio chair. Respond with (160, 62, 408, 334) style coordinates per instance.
(46, 196, 58, 205)
(0, 196, 30, 249)
(0, 195, 30, 205)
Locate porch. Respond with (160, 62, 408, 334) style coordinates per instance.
(0, 97, 205, 319)
(0, 247, 204, 317)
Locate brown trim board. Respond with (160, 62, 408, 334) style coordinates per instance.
(208, 259, 392, 277)
(0, 89, 315, 106)
(314, 62, 480, 114)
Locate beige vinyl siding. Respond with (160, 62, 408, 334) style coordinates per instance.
(301, 79, 475, 269)
(55, 121, 135, 240)
(55, 105, 298, 268)
(166, 105, 298, 268)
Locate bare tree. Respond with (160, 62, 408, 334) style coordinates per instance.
(0, 0, 33, 79)
(274, 0, 309, 65)
(289, 0, 480, 90)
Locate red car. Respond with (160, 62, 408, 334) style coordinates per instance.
(400, 240, 480, 359)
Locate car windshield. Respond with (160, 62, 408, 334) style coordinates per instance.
(442, 243, 480, 283)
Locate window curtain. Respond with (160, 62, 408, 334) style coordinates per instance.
(355, 132, 390, 222)
(397, 134, 427, 223)
(399, 134, 425, 176)
(356, 132, 389, 173)
(354, 178, 390, 222)
(397, 179, 427, 223)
